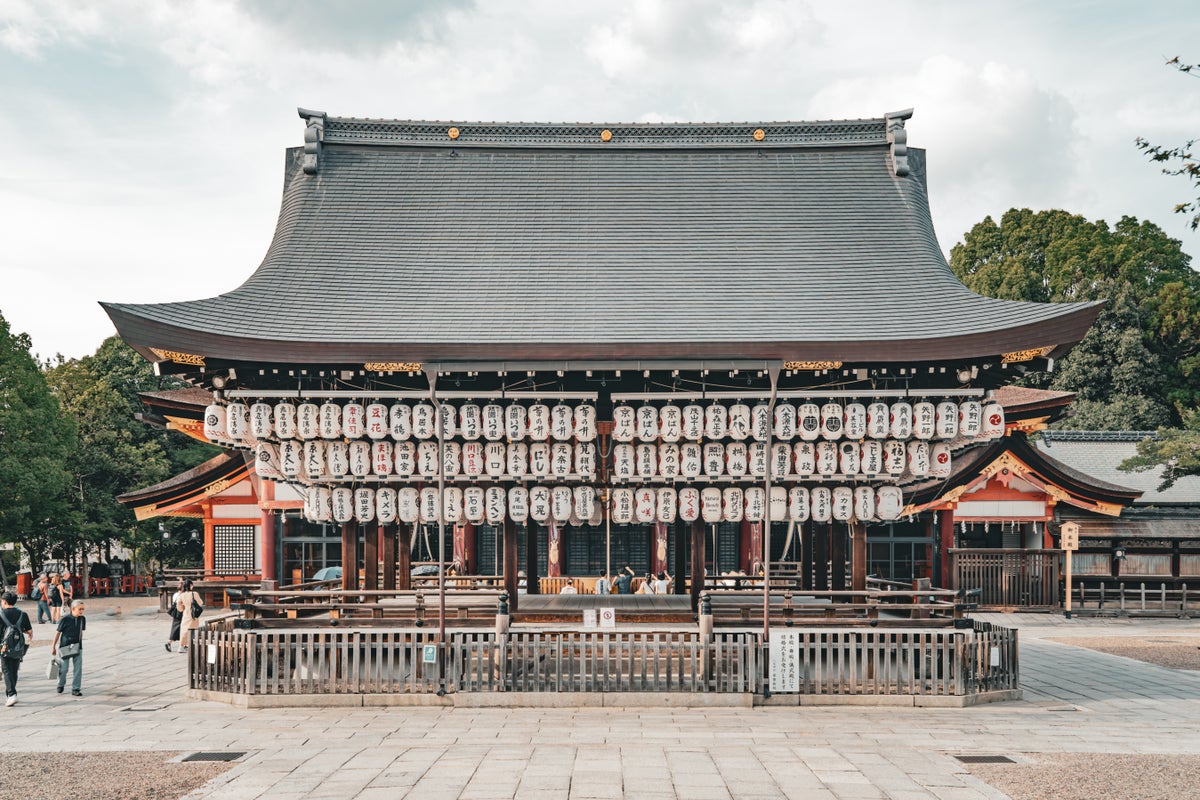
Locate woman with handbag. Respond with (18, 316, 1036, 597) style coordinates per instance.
(165, 585, 183, 653)
(176, 580, 203, 654)
(52, 599, 86, 696)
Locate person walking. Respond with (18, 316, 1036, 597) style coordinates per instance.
(175, 580, 203, 654)
(48, 574, 65, 623)
(166, 583, 183, 653)
(60, 571, 75, 610)
(52, 600, 86, 696)
(0, 592, 33, 707)
(32, 574, 51, 624)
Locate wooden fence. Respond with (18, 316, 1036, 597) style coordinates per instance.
(950, 549, 1060, 609)
(189, 622, 1016, 699)
(1072, 580, 1200, 617)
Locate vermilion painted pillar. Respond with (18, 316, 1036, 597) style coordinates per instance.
(260, 481, 276, 584)
(939, 510, 955, 589)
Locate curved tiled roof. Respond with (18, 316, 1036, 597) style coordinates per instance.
(103, 112, 1102, 365)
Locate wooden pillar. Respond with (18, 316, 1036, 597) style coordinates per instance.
(651, 522, 669, 576)
(939, 510, 956, 589)
(673, 518, 687, 594)
(340, 522, 357, 591)
(363, 521, 378, 591)
(202, 502, 215, 576)
(381, 523, 396, 590)
(830, 522, 847, 592)
(260, 483, 276, 584)
(813, 524, 829, 591)
(547, 523, 562, 577)
(525, 521, 540, 594)
(689, 520, 706, 611)
(851, 522, 867, 592)
(396, 523, 411, 590)
(801, 521, 814, 591)
(453, 523, 476, 572)
(503, 518, 519, 611)
(742, 520, 762, 573)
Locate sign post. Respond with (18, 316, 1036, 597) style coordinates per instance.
(1060, 522, 1079, 619)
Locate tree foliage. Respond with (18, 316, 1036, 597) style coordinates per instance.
(1136, 57, 1200, 231)
(1119, 410, 1200, 490)
(950, 209, 1200, 426)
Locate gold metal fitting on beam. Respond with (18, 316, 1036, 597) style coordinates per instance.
(1001, 346, 1054, 364)
(782, 360, 843, 371)
(148, 348, 206, 367)
(364, 362, 423, 372)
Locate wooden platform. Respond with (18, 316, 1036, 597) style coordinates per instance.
(514, 594, 694, 624)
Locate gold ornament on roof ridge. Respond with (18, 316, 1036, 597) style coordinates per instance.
(600, 129, 613, 142)
(364, 361, 423, 372)
(783, 360, 843, 371)
(447, 127, 460, 139)
(1001, 345, 1054, 364)
(752, 128, 765, 141)
(149, 348, 206, 366)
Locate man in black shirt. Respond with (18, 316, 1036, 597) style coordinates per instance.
(613, 565, 635, 595)
(0, 591, 33, 707)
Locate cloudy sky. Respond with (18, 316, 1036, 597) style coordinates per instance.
(2, 0, 1197, 360)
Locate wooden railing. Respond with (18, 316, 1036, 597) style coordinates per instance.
(950, 549, 1060, 609)
(1071, 580, 1200, 617)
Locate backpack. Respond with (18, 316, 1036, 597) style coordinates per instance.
(0, 611, 28, 661)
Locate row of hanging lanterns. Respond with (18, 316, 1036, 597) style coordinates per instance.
(259, 436, 953, 482)
(301, 483, 903, 525)
(208, 399, 1003, 446)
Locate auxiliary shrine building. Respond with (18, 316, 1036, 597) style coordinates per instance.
(107, 109, 1107, 608)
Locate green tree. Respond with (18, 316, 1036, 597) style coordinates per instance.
(1136, 57, 1200, 231)
(0, 310, 76, 571)
(950, 209, 1200, 425)
(1119, 410, 1200, 490)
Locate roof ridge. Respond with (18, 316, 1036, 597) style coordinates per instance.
(1041, 430, 1160, 441)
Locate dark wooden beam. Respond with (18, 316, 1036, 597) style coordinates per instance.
(525, 521, 540, 595)
(674, 518, 687, 595)
(340, 522, 357, 592)
(381, 523, 396, 590)
(830, 522, 847, 594)
(503, 518, 519, 611)
(396, 523, 411, 591)
(851, 522, 867, 592)
(363, 521, 378, 591)
(814, 524, 829, 591)
(801, 521, 814, 591)
(690, 520, 706, 612)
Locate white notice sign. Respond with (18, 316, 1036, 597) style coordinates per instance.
(769, 630, 801, 693)
(582, 609, 598, 629)
(207, 643, 218, 665)
(600, 607, 616, 628)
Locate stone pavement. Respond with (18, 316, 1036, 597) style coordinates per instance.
(3, 603, 1200, 799)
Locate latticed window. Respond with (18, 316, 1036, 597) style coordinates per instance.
(214, 525, 257, 575)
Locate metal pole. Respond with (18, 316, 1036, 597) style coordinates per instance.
(762, 366, 779, 644)
(426, 370, 447, 652)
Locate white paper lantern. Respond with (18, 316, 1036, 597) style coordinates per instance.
(611, 488, 634, 524)
(832, 486, 853, 521)
(342, 403, 364, 439)
(398, 487, 419, 524)
(859, 440, 883, 475)
(351, 440, 373, 476)
(412, 403, 436, 439)
(771, 442, 791, 478)
(636, 443, 657, 477)
(701, 487, 723, 523)
(913, 401, 936, 440)
(438, 403, 457, 439)
(703, 443, 725, 476)
(574, 486, 597, 521)
(844, 403, 867, 440)
(838, 441, 860, 475)
(326, 441, 349, 477)
(876, 486, 903, 520)
(680, 443, 702, 477)
(936, 401, 959, 439)
(417, 441, 439, 476)
(204, 404, 227, 441)
(853, 486, 875, 522)
(574, 405, 597, 442)
(788, 486, 811, 522)
(907, 440, 930, 477)
(274, 403, 297, 439)
(373, 441, 394, 476)
(505, 404, 527, 440)
(635, 487, 656, 523)
(482, 404, 504, 441)
(811, 487, 832, 523)
(364, 403, 388, 440)
(793, 442, 816, 475)
(612, 443, 635, 479)
(303, 440, 326, 480)
(297, 402, 319, 440)
(225, 402, 249, 441)
(820, 403, 843, 440)
(355, 488, 375, 523)
(485, 487, 507, 525)
(255, 443, 283, 479)
(982, 402, 1005, 439)
(483, 442, 504, 476)
(728, 404, 751, 441)
(745, 486, 766, 522)
(332, 487, 354, 523)
(656, 487, 677, 523)
(637, 405, 660, 442)
(300, 487, 316, 523)
(442, 442, 462, 477)
(866, 402, 889, 439)
(316, 487, 333, 522)
(889, 402, 913, 440)
(959, 400, 983, 437)
(726, 442, 748, 476)
(250, 402, 273, 439)
(705, 404, 729, 440)
(749, 442, 767, 477)
(575, 442, 597, 477)
(529, 486, 551, 523)
(279, 440, 301, 477)
(529, 442, 551, 476)
(420, 487, 440, 523)
(463, 442, 484, 476)
(658, 443, 681, 478)
(391, 441, 414, 477)
(816, 441, 838, 475)
(319, 402, 342, 439)
(588, 503, 604, 527)
(774, 402, 797, 441)
(375, 487, 397, 524)
(389, 404, 412, 440)
(930, 442, 952, 478)
(678, 487, 701, 522)
(507, 442, 528, 477)
(459, 403, 481, 441)
(658, 405, 682, 442)
(611, 405, 635, 442)
(441, 487, 463, 523)
(797, 403, 820, 442)
(464, 486, 485, 523)
(752, 404, 771, 442)
(682, 404, 705, 440)
(769, 486, 787, 522)
(884, 440, 907, 475)
(551, 442, 573, 477)
(723, 487, 745, 522)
